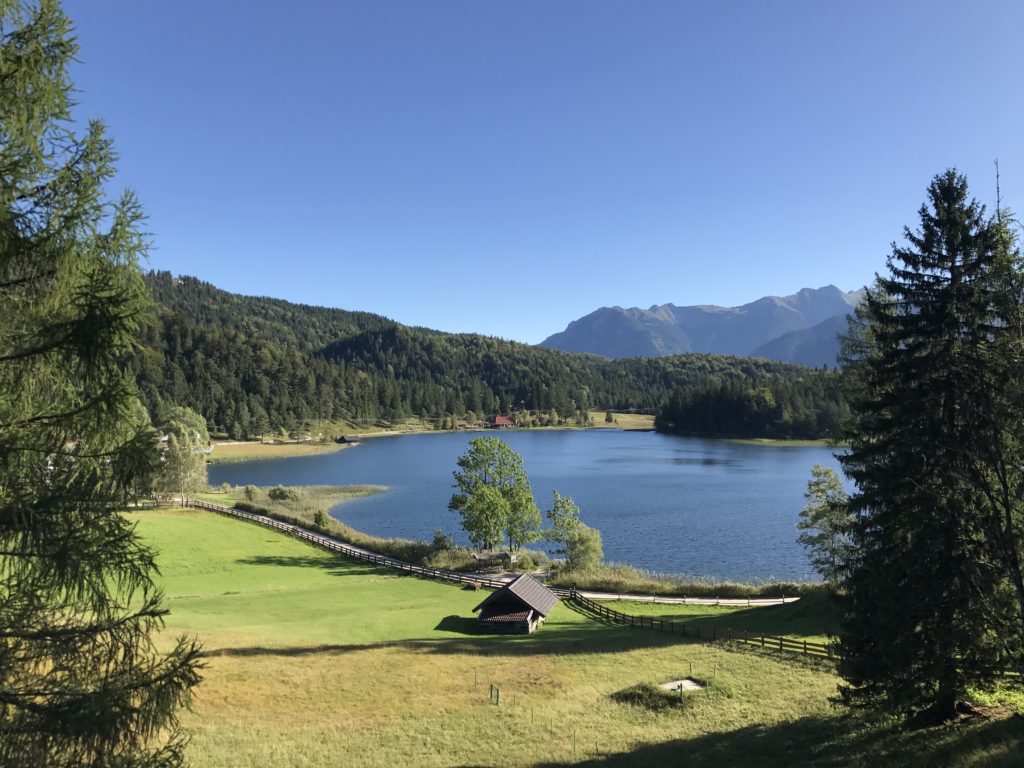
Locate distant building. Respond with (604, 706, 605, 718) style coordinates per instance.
(487, 415, 515, 428)
(472, 573, 559, 634)
(335, 435, 361, 444)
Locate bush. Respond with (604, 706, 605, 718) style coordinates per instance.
(423, 547, 477, 571)
(313, 510, 329, 530)
(234, 501, 271, 516)
(512, 550, 551, 571)
(610, 683, 685, 711)
(430, 529, 455, 552)
(268, 485, 297, 501)
(547, 562, 818, 599)
(243, 486, 257, 502)
(565, 525, 603, 571)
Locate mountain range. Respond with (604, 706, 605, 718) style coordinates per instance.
(539, 285, 863, 367)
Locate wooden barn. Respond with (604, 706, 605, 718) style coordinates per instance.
(472, 574, 558, 634)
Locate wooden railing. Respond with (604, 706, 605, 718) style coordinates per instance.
(569, 589, 838, 660)
(161, 497, 832, 660)
(170, 497, 576, 596)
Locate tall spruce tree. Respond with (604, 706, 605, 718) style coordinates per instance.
(0, 2, 202, 765)
(946, 201, 1024, 678)
(838, 170, 1008, 723)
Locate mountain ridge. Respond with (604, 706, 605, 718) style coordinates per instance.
(540, 285, 863, 363)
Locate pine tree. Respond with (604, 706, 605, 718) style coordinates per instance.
(838, 170, 1007, 723)
(943, 193, 1024, 679)
(0, 2, 202, 764)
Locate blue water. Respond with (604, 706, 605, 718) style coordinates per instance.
(208, 431, 844, 582)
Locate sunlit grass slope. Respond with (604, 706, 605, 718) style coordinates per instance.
(133, 509, 1024, 768)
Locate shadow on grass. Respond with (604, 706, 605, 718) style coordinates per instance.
(434, 615, 485, 635)
(235, 553, 387, 578)
(531, 711, 1024, 768)
(624, 592, 840, 640)
(204, 619, 692, 659)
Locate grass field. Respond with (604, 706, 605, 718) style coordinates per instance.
(206, 442, 348, 464)
(604, 594, 839, 645)
(727, 438, 847, 448)
(586, 411, 656, 430)
(132, 509, 1024, 768)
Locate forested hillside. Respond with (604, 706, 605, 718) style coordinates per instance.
(654, 374, 847, 440)
(136, 272, 843, 439)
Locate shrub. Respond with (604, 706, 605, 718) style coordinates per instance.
(610, 683, 685, 711)
(565, 525, 603, 571)
(234, 502, 271, 516)
(430, 529, 455, 552)
(268, 485, 297, 501)
(243, 486, 257, 502)
(512, 550, 551, 571)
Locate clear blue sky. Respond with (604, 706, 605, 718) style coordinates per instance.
(67, 1, 1024, 343)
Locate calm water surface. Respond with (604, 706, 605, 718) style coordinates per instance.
(208, 431, 843, 582)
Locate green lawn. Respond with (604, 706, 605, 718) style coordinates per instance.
(604, 593, 839, 644)
(132, 508, 1024, 768)
(206, 441, 348, 464)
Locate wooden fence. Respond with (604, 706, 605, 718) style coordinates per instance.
(172, 498, 567, 595)
(569, 589, 838, 661)
(164, 497, 833, 661)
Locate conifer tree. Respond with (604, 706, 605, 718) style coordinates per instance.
(0, 2, 202, 764)
(838, 170, 1008, 723)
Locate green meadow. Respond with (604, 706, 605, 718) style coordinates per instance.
(133, 509, 1024, 768)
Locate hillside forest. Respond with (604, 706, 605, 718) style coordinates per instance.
(136, 272, 845, 440)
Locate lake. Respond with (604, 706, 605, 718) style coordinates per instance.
(208, 430, 844, 582)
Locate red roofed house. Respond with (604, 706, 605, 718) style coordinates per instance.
(487, 415, 515, 428)
(472, 573, 559, 634)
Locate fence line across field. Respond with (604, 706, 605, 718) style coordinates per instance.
(568, 590, 838, 660)
(158, 497, 830, 661)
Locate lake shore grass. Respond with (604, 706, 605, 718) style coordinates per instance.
(607, 591, 840, 645)
(547, 562, 822, 599)
(727, 437, 848, 448)
(206, 441, 348, 464)
(195, 484, 440, 564)
(131, 508, 1024, 768)
(586, 411, 656, 430)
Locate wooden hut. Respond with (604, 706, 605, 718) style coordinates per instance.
(472, 574, 558, 634)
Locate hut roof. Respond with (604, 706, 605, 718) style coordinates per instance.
(473, 573, 558, 618)
(478, 608, 533, 624)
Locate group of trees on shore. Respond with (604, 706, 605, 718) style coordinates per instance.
(448, 437, 603, 570)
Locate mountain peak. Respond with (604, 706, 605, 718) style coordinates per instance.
(539, 285, 861, 361)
